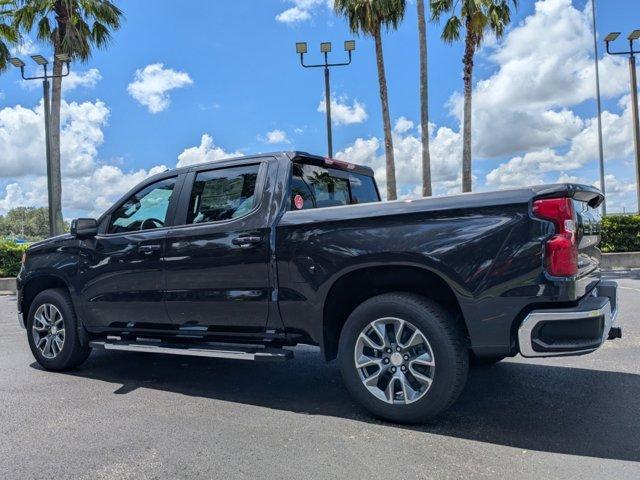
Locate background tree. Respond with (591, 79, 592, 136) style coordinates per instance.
(417, 0, 431, 197)
(0, 0, 19, 73)
(0, 206, 59, 239)
(430, 0, 517, 192)
(13, 0, 123, 234)
(334, 0, 405, 201)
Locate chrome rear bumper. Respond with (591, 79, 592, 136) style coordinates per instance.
(518, 280, 619, 358)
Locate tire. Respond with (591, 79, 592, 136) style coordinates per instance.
(26, 288, 92, 371)
(469, 352, 506, 366)
(338, 293, 468, 423)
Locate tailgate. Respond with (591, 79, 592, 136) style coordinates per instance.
(573, 193, 603, 279)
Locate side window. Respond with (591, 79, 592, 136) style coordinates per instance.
(187, 164, 260, 224)
(290, 162, 379, 210)
(108, 177, 176, 234)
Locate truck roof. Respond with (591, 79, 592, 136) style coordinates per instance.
(165, 151, 375, 178)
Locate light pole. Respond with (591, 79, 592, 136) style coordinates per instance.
(605, 30, 640, 214)
(591, 0, 606, 215)
(9, 54, 71, 237)
(296, 40, 355, 158)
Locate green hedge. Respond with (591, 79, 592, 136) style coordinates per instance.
(601, 215, 640, 253)
(0, 241, 29, 277)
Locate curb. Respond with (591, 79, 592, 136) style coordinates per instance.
(601, 252, 640, 270)
(0, 278, 16, 294)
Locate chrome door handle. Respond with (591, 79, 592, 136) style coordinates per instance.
(139, 244, 161, 254)
(232, 236, 262, 248)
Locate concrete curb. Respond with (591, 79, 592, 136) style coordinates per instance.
(601, 252, 640, 270)
(0, 278, 16, 294)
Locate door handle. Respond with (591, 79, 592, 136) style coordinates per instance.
(139, 244, 161, 254)
(232, 236, 262, 248)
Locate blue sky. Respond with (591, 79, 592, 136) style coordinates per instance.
(0, 0, 639, 218)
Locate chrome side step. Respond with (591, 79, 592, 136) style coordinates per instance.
(89, 339, 293, 362)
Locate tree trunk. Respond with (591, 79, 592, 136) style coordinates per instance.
(50, 48, 65, 235)
(373, 25, 397, 201)
(461, 19, 475, 193)
(417, 0, 431, 197)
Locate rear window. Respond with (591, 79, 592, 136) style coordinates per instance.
(290, 162, 379, 210)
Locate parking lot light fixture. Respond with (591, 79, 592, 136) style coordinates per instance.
(9, 57, 26, 68)
(296, 41, 355, 158)
(7, 53, 72, 237)
(31, 54, 49, 66)
(604, 29, 640, 214)
(604, 32, 620, 43)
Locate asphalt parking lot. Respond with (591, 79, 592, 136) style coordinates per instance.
(1, 271, 639, 479)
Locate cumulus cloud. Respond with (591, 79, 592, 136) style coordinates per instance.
(263, 129, 290, 144)
(0, 100, 109, 178)
(336, 122, 463, 198)
(318, 94, 368, 125)
(127, 63, 193, 113)
(485, 95, 637, 190)
(63, 69, 102, 92)
(276, 0, 330, 24)
(448, 0, 631, 158)
(177, 134, 241, 167)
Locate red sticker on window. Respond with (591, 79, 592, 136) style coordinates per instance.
(294, 194, 304, 209)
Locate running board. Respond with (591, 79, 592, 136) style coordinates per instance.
(89, 339, 293, 362)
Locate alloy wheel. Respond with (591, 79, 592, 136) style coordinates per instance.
(32, 304, 65, 359)
(354, 317, 435, 404)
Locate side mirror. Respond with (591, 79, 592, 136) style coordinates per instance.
(70, 218, 98, 238)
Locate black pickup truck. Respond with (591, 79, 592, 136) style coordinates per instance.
(17, 151, 621, 422)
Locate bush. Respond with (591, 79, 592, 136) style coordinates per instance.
(601, 215, 640, 253)
(0, 241, 29, 277)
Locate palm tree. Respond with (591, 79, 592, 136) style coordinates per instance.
(334, 0, 405, 201)
(417, 0, 431, 197)
(13, 0, 123, 234)
(0, 1, 19, 73)
(430, 0, 517, 192)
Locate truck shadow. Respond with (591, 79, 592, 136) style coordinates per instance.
(39, 346, 640, 463)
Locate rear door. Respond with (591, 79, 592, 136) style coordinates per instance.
(163, 162, 272, 335)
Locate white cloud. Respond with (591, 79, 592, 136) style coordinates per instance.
(0, 100, 109, 178)
(485, 95, 638, 190)
(447, 0, 631, 158)
(276, 0, 330, 24)
(318, 94, 368, 125)
(177, 134, 241, 167)
(63, 69, 102, 92)
(11, 37, 37, 57)
(336, 121, 462, 199)
(394, 117, 415, 134)
(127, 63, 193, 113)
(263, 129, 290, 144)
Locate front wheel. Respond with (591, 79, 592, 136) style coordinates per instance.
(26, 288, 91, 371)
(338, 293, 468, 423)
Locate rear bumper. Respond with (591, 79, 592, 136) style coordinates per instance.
(518, 280, 619, 357)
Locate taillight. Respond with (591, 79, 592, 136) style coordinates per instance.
(532, 198, 578, 277)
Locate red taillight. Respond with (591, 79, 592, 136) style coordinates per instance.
(532, 198, 578, 277)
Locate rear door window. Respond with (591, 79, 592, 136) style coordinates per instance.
(187, 164, 260, 224)
(290, 162, 378, 210)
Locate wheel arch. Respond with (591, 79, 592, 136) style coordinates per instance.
(322, 264, 468, 361)
(21, 274, 72, 319)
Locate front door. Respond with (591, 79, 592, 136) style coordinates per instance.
(78, 176, 179, 330)
(163, 163, 271, 335)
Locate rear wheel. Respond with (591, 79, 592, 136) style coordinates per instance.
(338, 293, 468, 423)
(27, 288, 91, 371)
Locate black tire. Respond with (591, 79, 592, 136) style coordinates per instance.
(26, 288, 92, 371)
(469, 352, 506, 366)
(338, 293, 468, 423)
